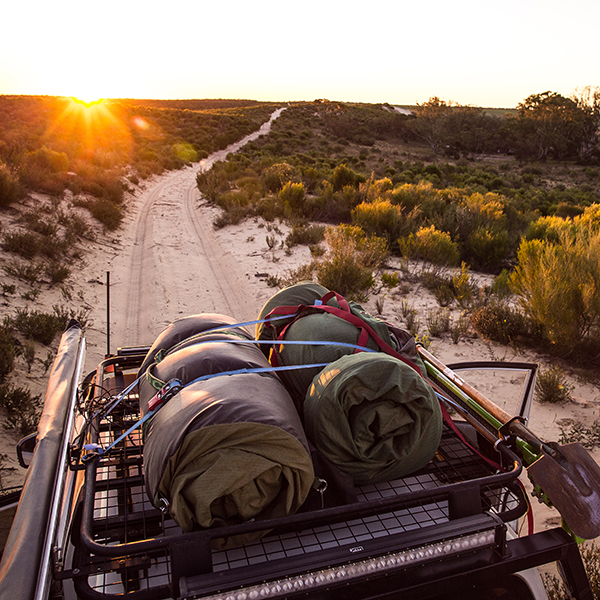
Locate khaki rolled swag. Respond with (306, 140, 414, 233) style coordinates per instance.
(305, 352, 442, 485)
(256, 282, 441, 484)
(140, 317, 314, 550)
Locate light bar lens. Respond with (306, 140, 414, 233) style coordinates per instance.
(199, 529, 496, 600)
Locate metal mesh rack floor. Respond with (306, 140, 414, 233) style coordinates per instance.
(71, 365, 524, 598)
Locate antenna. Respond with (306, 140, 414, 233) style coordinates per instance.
(106, 271, 111, 356)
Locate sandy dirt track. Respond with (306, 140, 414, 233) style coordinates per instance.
(109, 108, 286, 349)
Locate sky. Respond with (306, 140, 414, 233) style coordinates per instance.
(1, 0, 598, 108)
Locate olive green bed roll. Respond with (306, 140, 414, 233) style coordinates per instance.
(304, 352, 442, 485)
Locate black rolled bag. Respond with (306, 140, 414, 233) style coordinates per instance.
(138, 313, 253, 380)
(139, 316, 315, 550)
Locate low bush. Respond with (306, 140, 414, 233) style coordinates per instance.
(381, 272, 400, 289)
(8, 306, 70, 345)
(315, 225, 387, 299)
(0, 326, 16, 381)
(352, 200, 411, 247)
(470, 302, 530, 344)
(2, 260, 40, 284)
(279, 181, 306, 215)
(86, 198, 123, 230)
(44, 261, 71, 286)
(0, 384, 41, 436)
(510, 228, 600, 352)
(2, 231, 41, 259)
(285, 223, 325, 247)
(0, 161, 24, 208)
(535, 366, 574, 404)
(558, 418, 600, 449)
(452, 262, 475, 308)
(426, 308, 451, 337)
(465, 226, 511, 270)
(410, 225, 460, 266)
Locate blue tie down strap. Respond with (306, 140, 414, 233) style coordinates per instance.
(82, 352, 377, 462)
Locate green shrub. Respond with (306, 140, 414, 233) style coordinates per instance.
(2, 231, 41, 259)
(470, 302, 529, 344)
(0, 326, 16, 381)
(9, 307, 68, 345)
(452, 262, 475, 308)
(262, 162, 296, 192)
(491, 269, 512, 299)
(279, 181, 306, 214)
(426, 308, 451, 337)
(0, 384, 41, 436)
(87, 198, 123, 230)
(466, 226, 511, 270)
(352, 200, 410, 246)
(389, 181, 438, 212)
(535, 366, 574, 404)
(510, 230, 600, 351)
(2, 260, 40, 284)
(285, 223, 325, 247)
(421, 270, 455, 307)
(0, 162, 24, 208)
(331, 164, 362, 191)
(413, 225, 460, 266)
(44, 261, 71, 285)
(316, 225, 386, 299)
(558, 418, 600, 449)
(24, 146, 69, 172)
(381, 272, 400, 289)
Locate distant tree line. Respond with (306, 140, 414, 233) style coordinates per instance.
(409, 88, 600, 163)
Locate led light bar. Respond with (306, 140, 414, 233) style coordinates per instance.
(196, 529, 497, 600)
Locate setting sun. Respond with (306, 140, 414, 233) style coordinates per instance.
(72, 96, 105, 109)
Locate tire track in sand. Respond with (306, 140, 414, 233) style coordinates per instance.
(116, 108, 285, 346)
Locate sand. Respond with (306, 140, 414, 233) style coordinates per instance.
(1, 110, 599, 539)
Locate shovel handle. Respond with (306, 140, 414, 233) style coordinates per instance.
(418, 346, 513, 425)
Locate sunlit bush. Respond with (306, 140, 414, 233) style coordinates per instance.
(316, 225, 387, 298)
(279, 181, 306, 214)
(510, 227, 600, 351)
(401, 225, 460, 266)
(352, 200, 412, 247)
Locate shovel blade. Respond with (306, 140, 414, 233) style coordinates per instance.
(528, 442, 600, 540)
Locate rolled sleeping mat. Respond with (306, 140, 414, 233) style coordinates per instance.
(144, 372, 315, 550)
(255, 281, 332, 357)
(304, 352, 442, 486)
(138, 337, 269, 416)
(138, 313, 252, 378)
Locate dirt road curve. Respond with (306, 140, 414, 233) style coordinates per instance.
(110, 108, 286, 348)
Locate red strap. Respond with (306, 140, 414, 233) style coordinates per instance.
(263, 292, 424, 376)
(306, 303, 423, 375)
(439, 401, 503, 471)
(356, 327, 369, 352)
(320, 290, 351, 312)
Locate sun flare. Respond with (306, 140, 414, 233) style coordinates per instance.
(72, 96, 105, 109)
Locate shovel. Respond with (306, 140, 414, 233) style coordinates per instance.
(418, 346, 600, 540)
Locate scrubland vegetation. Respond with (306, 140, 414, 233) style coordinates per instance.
(0, 96, 277, 443)
(1, 90, 600, 444)
(195, 93, 600, 369)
